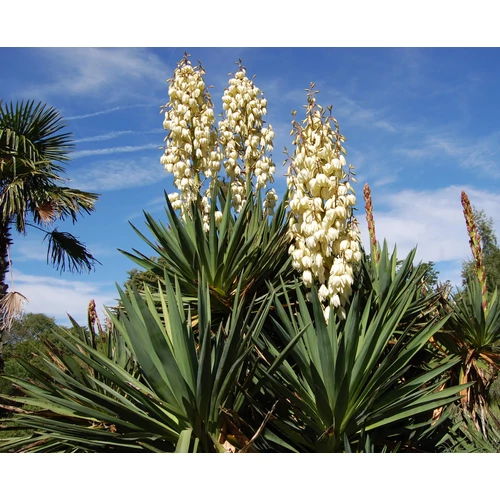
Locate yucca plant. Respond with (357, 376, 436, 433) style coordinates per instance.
(431, 192, 500, 435)
(437, 405, 500, 452)
(0, 260, 467, 453)
(249, 258, 466, 452)
(121, 187, 292, 326)
(435, 278, 500, 432)
(0, 273, 276, 452)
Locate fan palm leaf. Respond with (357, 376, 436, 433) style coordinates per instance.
(0, 99, 99, 275)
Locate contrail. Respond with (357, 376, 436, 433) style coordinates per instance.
(74, 129, 162, 143)
(71, 144, 160, 159)
(66, 104, 156, 120)
(74, 130, 135, 143)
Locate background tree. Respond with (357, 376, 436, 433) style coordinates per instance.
(123, 256, 168, 292)
(0, 100, 100, 372)
(420, 260, 441, 289)
(461, 207, 500, 293)
(0, 313, 62, 405)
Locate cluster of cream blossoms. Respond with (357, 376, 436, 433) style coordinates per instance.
(287, 89, 362, 320)
(160, 55, 222, 229)
(218, 64, 277, 213)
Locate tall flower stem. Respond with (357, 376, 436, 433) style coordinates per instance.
(461, 190, 487, 310)
(363, 183, 379, 264)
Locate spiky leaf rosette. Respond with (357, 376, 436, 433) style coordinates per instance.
(251, 268, 465, 452)
(121, 186, 292, 326)
(0, 275, 275, 453)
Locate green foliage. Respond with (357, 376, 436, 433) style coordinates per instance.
(121, 188, 292, 324)
(255, 277, 461, 452)
(124, 256, 168, 292)
(0, 207, 467, 452)
(0, 276, 273, 452)
(1, 77, 494, 453)
(420, 261, 441, 289)
(433, 276, 500, 431)
(3, 312, 59, 346)
(437, 406, 500, 452)
(0, 99, 100, 279)
(1, 157, 490, 453)
(0, 100, 101, 371)
(0, 314, 71, 400)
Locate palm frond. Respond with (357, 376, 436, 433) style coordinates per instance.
(44, 230, 100, 274)
(0, 100, 73, 171)
(0, 291, 28, 331)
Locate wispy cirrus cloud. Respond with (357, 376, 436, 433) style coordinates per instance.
(70, 157, 165, 192)
(332, 94, 397, 132)
(279, 85, 397, 133)
(75, 129, 162, 144)
(11, 241, 48, 263)
(71, 144, 160, 160)
(20, 48, 171, 102)
(67, 104, 156, 121)
(74, 130, 136, 143)
(395, 131, 500, 177)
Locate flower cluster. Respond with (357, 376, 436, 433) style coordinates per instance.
(263, 188, 279, 216)
(160, 54, 222, 216)
(287, 88, 361, 319)
(218, 63, 276, 212)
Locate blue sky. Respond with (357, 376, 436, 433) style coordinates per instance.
(2, 47, 500, 325)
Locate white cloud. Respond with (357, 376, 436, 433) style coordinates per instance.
(395, 131, 500, 177)
(70, 157, 165, 192)
(72, 144, 159, 159)
(349, 146, 401, 187)
(361, 185, 500, 273)
(11, 241, 48, 263)
(334, 94, 397, 132)
(8, 270, 117, 326)
(22, 48, 170, 101)
(373, 120, 397, 133)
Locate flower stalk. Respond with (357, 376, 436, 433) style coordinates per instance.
(363, 183, 380, 263)
(160, 53, 222, 229)
(461, 190, 488, 310)
(287, 85, 361, 319)
(218, 61, 276, 213)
